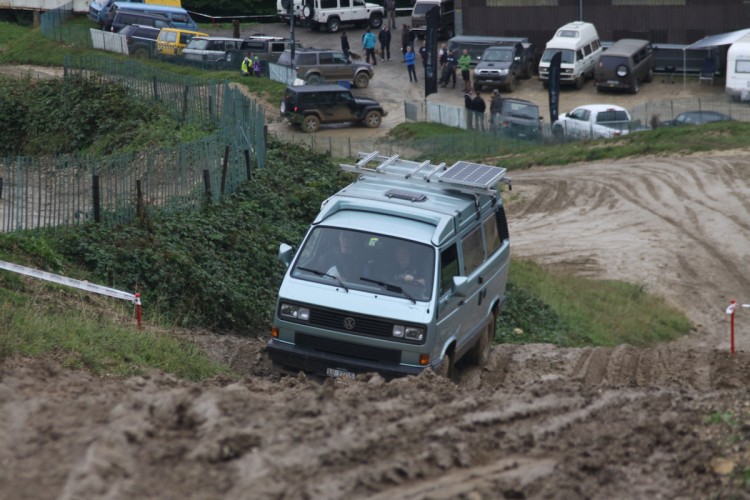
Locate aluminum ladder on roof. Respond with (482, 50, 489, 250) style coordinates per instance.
(339, 151, 512, 197)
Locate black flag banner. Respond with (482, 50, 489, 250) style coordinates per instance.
(548, 51, 562, 123)
(424, 5, 439, 96)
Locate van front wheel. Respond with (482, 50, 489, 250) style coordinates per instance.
(436, 351, 454, 380)
(466, 314, 495, 366)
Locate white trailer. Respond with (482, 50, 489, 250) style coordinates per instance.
(726, 33, 750, 102)
(0, 0, 90, 13)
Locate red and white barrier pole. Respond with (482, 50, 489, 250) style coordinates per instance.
(135, 292, 142, 331)
(727, 300, 737, 353)
(726, 300, 750, 353)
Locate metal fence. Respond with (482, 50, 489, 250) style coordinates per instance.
(1, 52, 266, 232)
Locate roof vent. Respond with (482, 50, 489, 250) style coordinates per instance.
(385, 189, 427, 202)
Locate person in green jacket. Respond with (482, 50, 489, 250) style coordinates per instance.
(241, 53, 252, 76)
(458, 49, 472, 92)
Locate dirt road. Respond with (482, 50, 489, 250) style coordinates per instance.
(3, 30, 750, 499)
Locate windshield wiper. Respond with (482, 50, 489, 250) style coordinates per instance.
(360, 277, 416, 304)
(297, 266, 348, 292)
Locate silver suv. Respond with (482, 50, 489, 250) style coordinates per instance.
(277, 47, 374, 88)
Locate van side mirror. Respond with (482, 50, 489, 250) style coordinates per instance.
(452, 276, 469, 297)
(278, 243, 294, 267)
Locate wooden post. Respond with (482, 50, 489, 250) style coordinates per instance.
(152, 76, 159, 101)
(182, 85, 189, 121)
(136, 179, 143, 221)
(203, 169, 212, 206)
(92, 174, 101, 223)
(244, 149, 251, 181)
(221, 145, 230, 195)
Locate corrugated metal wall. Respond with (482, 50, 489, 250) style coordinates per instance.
(460, 0, 750, 48)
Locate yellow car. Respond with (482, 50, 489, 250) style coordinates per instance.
(156, 28, 209, 57)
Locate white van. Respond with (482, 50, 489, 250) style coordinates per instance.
(726, 33, 750, 101)
(268, 152, 512, 379)
(538, 21, 602, 89)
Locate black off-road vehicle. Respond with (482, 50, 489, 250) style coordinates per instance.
(280, 84, 387, 133)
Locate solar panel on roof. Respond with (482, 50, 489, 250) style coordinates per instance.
(437, 161, 507, 190)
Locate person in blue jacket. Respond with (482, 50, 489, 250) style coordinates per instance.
(405, 45, 417, 83)
(362, 28, 378, 65)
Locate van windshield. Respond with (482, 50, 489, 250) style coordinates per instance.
(541, 48, 574, 64)
(291, 227, 435, 301)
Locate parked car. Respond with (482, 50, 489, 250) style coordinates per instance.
(279, 84, 387, 133)
(156, 27, 209, 57)
(277, 47, 374, 88)
(492, 97, 542, 140)
(303, 0, 384, 33)
(473, 41, 535, 92)
(659, 111, 734, 127)
(447, 35, 530, 67)
(410, 0, 454, 40)
(119, 24, 161, 58)
(552, 104, 637, 139)
(106, 10, 172, 33)
(595, 38, 655, 94)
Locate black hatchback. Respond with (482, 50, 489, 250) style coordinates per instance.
(279, 84, 387, 133)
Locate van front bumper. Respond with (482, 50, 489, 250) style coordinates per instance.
(267, 338, 426, 379)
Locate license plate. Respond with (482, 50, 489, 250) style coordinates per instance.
(326, 367, 356, 379)
(607, 80, 619, 85)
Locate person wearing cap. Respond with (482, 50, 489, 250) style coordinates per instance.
(489, 89, 503, 131)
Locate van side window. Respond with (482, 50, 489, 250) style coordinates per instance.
(584, 44, 592, 56)
(173, 14, 187, 23)
(180, 33, 194, 44)
(322, 0, 337, 8)
(439, 245, 459, 296)
(484, 214, 502, 256)
(592, 39, 601, 51)
(271, 42, 285, 52)
(462, 226, 485, 275)
(576, 49, 584, 61)
(341, 0, 350, 6)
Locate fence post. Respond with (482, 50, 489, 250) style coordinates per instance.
(152, 75, 159, 101)
(92, 174, 100, 223)
(182, 85, 189, 121)
(136, 179, 143, 221)
(0, 177, 3, 200)
(203, 169, 212, 206)
(263, 124, 268, 166)
(244, 149, 251, 181)
(220, 145, 230, 195)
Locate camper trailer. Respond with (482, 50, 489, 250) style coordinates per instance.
(727, 33, 750, 101)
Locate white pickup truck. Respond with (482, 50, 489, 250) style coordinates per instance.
(552, 104, 638, 139)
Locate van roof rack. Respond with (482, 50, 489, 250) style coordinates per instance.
(339, 152, 512, 197)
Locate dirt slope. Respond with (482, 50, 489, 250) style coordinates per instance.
(2, 150, 750, 499)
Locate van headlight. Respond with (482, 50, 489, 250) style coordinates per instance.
(280, 303, 310, 321)
(393, 325, 425, 342)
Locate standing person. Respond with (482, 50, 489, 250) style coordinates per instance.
(459, 49, 472, 92)
(441, 49, 457, 88)
(438, 43, 448, 63)
(362, 28, 377, 65)
(386, 0, 397, 29)
(241, 53, 252, 76)
(379, 26, 392, 61)
(472, 90, 487, 131)
(401, 25, 411, 61)
(489, 89, 503, 131)
(419, 40, 428, 68)
(405, 45, 418, 82)
(341, 31, 351, 62)
(253, 55, 262, 77)
(464, 90, 474, 129)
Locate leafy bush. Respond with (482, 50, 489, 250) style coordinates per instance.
(0, 75, 209, 157)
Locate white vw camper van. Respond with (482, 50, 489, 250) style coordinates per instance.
(538, 21, 602, 89)
(268, 152, 512, 379)
(726, 33, 750, 101)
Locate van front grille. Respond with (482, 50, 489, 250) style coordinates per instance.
(295, 333, 401, 364)
(309, 308, 393, 338)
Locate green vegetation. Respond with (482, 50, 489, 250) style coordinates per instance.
(386, 121, 750, 169)
(498, 260, 691, 347)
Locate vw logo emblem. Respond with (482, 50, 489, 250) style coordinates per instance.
(343, 317, 356, 330)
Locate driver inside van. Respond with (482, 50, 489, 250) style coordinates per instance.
(327, 231, 365, 281)
(391, 243, 427, 287)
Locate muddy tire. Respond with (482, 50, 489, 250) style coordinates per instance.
(505, 74, 516, 92)
(436, 350, 454, 379)
(363, 110, 382, 128)
(354, 72, 370, 88)
(466, 314, 495, 366)
(301, 114, 320, 133)
(574, 74, 585, 89)
(306, 73, 323, 85)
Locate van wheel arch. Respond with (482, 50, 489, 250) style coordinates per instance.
(435, 346, 455, 380)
